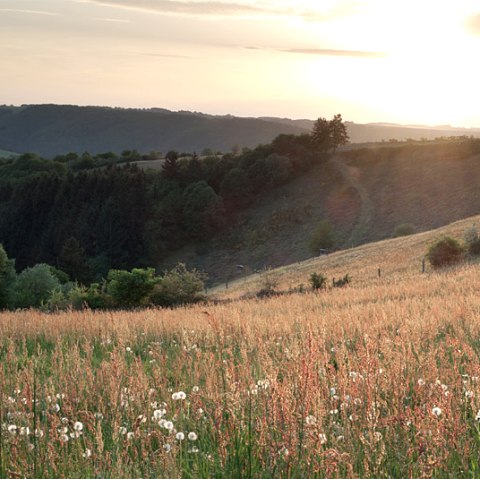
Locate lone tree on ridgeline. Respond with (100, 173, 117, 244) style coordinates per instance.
(312, 113, 349, 154)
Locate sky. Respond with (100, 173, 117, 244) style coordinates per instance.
(1, 0, 480, 127)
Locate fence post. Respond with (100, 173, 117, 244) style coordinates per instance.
(422, 258, 426, 273)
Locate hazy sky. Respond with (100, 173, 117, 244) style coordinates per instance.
(1, 0, 480, 126)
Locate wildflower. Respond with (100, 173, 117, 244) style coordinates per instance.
(349, 372, 358, 380)
(188, 447, 200, 453)
(164, 421, 174, 431)
(119, 426, 127, 435)
(35, 428, 44, 438)
(126, 347, 132, 353)
(192, 386, 199, 393)
(475, 410, 480, 421)
(319, 433, 327, 444)
(163, 443, 172, 452)
(137, 414, 147, 423)
(19, 427, 30, 436)
(61, 417, 69, 424)
(197, 408, 204, 416)
(58, 426, 68, 434)
(53, 404, 60, 413)
(329, 409, 339, 415)
(432, 406, 442, 417)
(7, 424, 17, 435)
(127, 432, 135, 440)
(373, 431, 383, 442)
(465, 390, 474, 398)
(417, 379, 425, 386)
(172, 391, 186, 400)
(188, 432, 198, 441)
(176, 432, 185, 441)
(153, 409, 165, 420)
(305, 415, 317, 426)
(83, 448, 92, 458)
(73, 421, 83, 432)
(60, 434, 69, 443)
(70, 431, 82, 439)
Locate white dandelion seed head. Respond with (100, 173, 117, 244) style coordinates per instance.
(475, 410, 480, 421)
(417, 379, 425, 386)
(83, 448, 92, 458)
(163, 443, 172, 452)
(60, 433, 69, 443)
(465, 390, 474, 398)
(192, 386, 199, 393)
(176, 432, 185, 441)
(164, 421, 174, 431)
(119, 426, 127, 435)
(432, 406, 442, 417)
(73, 421, 83, 432)
(7, 424, 17, 435)
(127, 432, 135, 440)
(318, 433, 327, 445)
(35, 428, 44, 438)
(153, 409, 165, 420)
(188, 432, 198, 441)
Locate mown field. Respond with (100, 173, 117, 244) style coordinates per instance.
(3, 216, 480, 477)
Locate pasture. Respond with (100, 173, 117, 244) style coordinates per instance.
(2, 248, 480, 477)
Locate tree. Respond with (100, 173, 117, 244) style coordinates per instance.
(311, 117, 332, 153)
(311, 114, 349, 154)
(58, 236, 91, 284)
(0, 244, 15, 309)
(162, 150, 179, 179)
(12, 264, 61, 309)
(107, 268, 157, 308)
(329, 114, 349, 152)
(427, 237, 464, 268)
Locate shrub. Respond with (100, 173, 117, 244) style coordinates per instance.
(427, 237, 464, 268)
(107, 268, 157, 308)
(393, 223, 415, 237)
(12, 264, 61, 309)
(333, 274, 351, 288)
(309, 220, 335, 255)
(309, 272, 327, 290)
(464, 225, 480, 256)
(150, 264, 206, 307)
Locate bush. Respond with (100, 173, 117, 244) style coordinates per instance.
(150, 264, 206, 307)
(427, 237, 464, 268)
(309, 272, 327, 290)
(393, 223, 415, 237)
(333, 274, 351, 288)
(12, 264, 61, 309)
(107, 268, 157, 308)
(309, 220, 335, 255)
(464, 225, 480, 256)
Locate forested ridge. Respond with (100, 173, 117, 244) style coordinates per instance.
(0, 116, 346, 288)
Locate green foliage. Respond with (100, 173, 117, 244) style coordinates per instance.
(308, 220, 336, 254)
(464, 225, 480, 256)
(393, 223, 416, 237)
(12, 264, 61, 309)
(107, 268, 157, 308)
(427, 237, 465, 268)
(311, 114, 349, 154)
(58, 237, 91, 284)
(149, 264, 206, 307)
(309, 272, 327, 290)
(0, 244, 15, 309)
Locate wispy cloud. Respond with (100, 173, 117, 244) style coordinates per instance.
(467, 13, 480, 35)
(76, 0, 277, 17)
(283, 48, 386, 58)
(76, 0, 358, 20)
(94, 17, 130, 23)
(0, 8, 60, 16)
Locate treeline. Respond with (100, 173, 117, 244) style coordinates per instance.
(0, 244, 206, 310)
(0, 115, 347, 286)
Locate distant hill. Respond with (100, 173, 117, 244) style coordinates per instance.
(0, 105, 307, 157)
(1, 104, 479, 157)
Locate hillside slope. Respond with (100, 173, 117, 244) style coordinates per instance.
(158, 140, 480, 285)
(210, 211, 480, 299)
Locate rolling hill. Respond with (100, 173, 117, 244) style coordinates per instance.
(157, 140, 480, 285)
(1, 104, 479, 157)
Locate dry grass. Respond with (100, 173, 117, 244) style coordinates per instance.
(3, 216, 480, 477)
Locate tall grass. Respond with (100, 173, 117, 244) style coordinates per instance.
(2, 263, 480, 477)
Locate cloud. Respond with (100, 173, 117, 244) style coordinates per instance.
(0, 8, 60, 16)
(467, 13, 480, 35)
(94, 17, 130, 23)
(76, 0, 277, 17)
(283, 48, 386, 58)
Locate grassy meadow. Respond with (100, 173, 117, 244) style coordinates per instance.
(3, 217, 480, 477)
